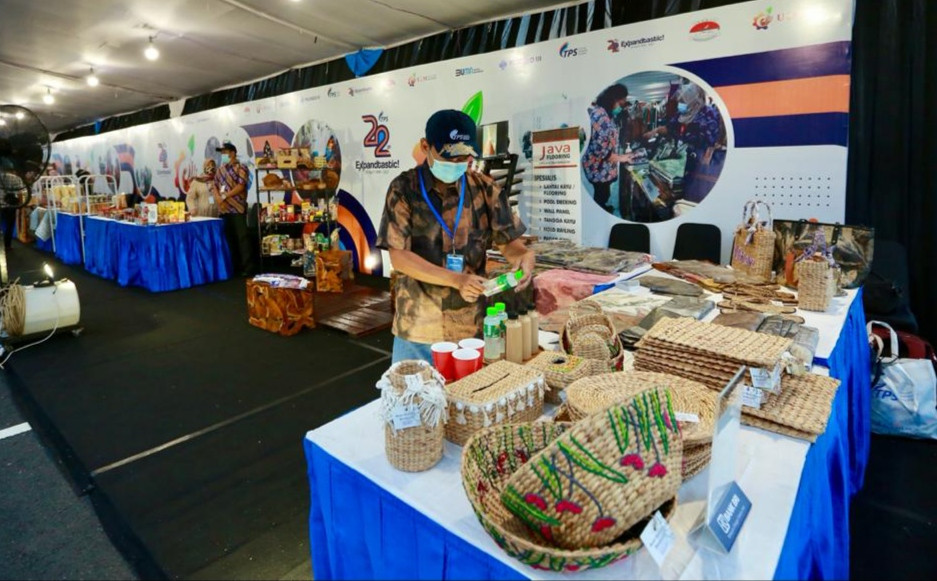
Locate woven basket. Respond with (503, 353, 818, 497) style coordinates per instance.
(525, 352, 595, 405)
(445, 360, 545, 446)
(568, 299, 603, 318)
(565, 372, 716, 448)
(742, 372, 841, 439)
(378, 360, 448, 472)
(461, 421, 678, 572)
(731, 200, 776, 281)
(683, 444, 712, 480)
(562, 313, 625, 372)
(796, 259, 836, 312)
(502, 387, 683, 549)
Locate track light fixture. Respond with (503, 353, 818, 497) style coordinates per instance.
(86, 67, 99, 87)
(43, 87, 55, 105)
(144, 36, 160, 61)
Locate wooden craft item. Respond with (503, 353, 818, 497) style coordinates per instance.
(245, 279, 315, 336)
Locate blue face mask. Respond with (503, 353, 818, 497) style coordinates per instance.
(677, 103, 689, 114)
(428, 157, 469, 184)
(611, 105, 623, 116)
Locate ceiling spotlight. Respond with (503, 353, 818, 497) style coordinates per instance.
(86, 68, 99, 87)
(15, 111, 24, 120)
(0, 119, 6, 126)
(43, 87, 55, 105)
(144, 36, 160, 61)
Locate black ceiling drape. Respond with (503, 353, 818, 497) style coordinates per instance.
(53, 104, 171, 142)
(846, 0, 937, 343)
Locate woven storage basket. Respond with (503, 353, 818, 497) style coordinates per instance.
(502, 387, 683, 549)
(731, 200, 776, 281)
(565, 372, 716, 448)
(462, 422, 677, 572)
(377, 360, 448, 472)
(525, 351, 596, 405)
(445, 360, 546, 446)
(562, 313, 626, 372)
(796, 259, 836, 312)
(683, 444, 712, 479)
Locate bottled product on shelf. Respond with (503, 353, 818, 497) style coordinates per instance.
(518, 306, 532, 361)
(527, 303, 540, 354)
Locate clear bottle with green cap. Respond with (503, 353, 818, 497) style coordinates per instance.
(482, 270, 524, 297)
(483, 306, 503, 363)
(494, 302, 508, 335)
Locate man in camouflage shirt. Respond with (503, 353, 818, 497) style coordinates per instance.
(377, 110, 535, 363)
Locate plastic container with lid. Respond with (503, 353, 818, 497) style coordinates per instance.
(518, 306, 533, 361)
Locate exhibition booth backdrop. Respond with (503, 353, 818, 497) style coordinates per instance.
(50, 0, 853, 275)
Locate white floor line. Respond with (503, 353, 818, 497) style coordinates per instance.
(0, 422, 32, 441)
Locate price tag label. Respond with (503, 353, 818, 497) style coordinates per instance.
(748, 363, 782, 392)
(391, 404, 422, 430)
(640, 511, 675, 566)
(741, 385, 763, 409)
(675, 412, 700, 423)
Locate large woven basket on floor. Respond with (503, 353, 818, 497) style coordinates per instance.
(445, 360, 545, 446)
(377, 360, 448, 472)
(795, 259, 836, 312)
(502, 387, 683, 549)
(461, 421, 678, 572)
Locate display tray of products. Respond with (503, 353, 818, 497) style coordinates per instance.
(259, 200, 334, 224)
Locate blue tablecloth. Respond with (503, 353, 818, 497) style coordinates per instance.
(83, 217, 231, 292)
(773, 291, 869, 580)
(305, 294, 871, 580)
(53, 212, 84, 265)
(35, 234, 54, 252)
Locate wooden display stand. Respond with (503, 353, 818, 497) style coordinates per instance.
(246, 279, 315, 336)
(316, 250, 354, 293)
(16, 208, 35, 244)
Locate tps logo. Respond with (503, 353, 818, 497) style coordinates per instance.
(753, 6, 773, 30)
(558, 42, 586, 58)
(327, 87, 339, 98)
(362, 112, 391, 158)
(690, 20, 721, 41)
(449, 128, 470, 142)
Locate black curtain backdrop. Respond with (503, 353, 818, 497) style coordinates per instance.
(52, 0, 937, 340)
(846, 0, 937, 343)
(53, 105, 171, 142)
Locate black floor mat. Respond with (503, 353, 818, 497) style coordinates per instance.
(5, 241, 389, 578)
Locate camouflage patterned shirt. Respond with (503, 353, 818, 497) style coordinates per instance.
(377, 163, 526, 344)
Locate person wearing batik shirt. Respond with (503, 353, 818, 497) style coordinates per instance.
(377, 109, 535, 363)
(211, 141, 256, 276)
(582, 83, 637, 214)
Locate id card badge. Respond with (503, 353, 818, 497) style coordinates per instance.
(446, 253, 465, 273)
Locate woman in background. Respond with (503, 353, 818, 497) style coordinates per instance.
(186, 159, 218, 217)
(582, 83, 636, 214)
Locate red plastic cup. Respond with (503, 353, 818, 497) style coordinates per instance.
(431, 341, 458, 381)
(458, 338, 485, 368)
(453, 348, 481, 379)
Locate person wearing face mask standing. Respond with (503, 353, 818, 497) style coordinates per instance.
(211, 141, 256, 277)
(582, 83, 637, 214)
(377, 109, 536, 364)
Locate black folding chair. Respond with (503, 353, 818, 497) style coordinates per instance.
(608, 223, 650, 253)
(672, 222, 721, 263)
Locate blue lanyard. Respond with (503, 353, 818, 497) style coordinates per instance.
(418, 167, 466, 247)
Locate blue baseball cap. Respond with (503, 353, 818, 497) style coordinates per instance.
(425, 110, 479, 159)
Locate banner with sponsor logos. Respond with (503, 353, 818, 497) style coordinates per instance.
(52, 0, 853, 274)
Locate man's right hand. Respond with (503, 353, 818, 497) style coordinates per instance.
(455, 273, 487, 303)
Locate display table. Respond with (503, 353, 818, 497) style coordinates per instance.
(304, 291, 869, 580)
(83, 216, 231, 292)
(52, 212, 84, 265)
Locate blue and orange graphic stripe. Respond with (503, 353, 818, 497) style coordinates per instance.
(671, 41, 851, 148)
